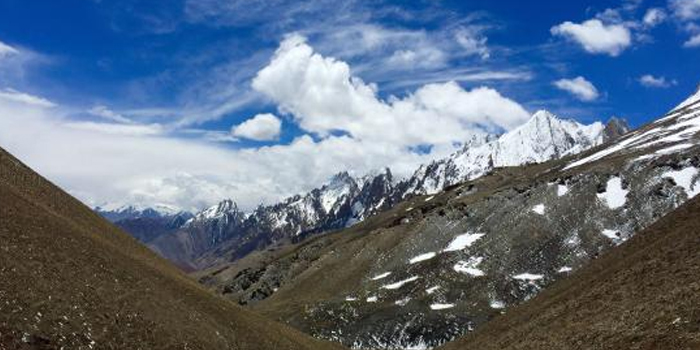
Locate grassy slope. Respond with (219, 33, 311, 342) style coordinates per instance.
(0, 147, 343, 350)
(439, 195, 700, 350)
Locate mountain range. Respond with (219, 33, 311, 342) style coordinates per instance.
(100, 110, 629, 271)
(192, 89, 700, 348)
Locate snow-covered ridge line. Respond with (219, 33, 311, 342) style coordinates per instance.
(401, 110, 615, 196)
(564, 101, 700, 171)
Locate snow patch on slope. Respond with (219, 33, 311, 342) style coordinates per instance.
(597, 177, 628, 209)
(409, 252, 437, 264)
(381, 276, 419, 290)
(663, 167, 700, 198)
(443, 232, 485, 252)
(453, 257, 485, 276)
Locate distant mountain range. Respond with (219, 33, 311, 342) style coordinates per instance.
(97, 110, 630, 270)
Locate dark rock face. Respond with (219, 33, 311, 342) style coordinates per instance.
(97, 207, 194, 244)
(603, 116, 631, 142)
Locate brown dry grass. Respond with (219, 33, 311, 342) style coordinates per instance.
(0, 147, 344, 350)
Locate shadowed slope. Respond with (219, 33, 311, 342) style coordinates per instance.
(439, 196, 700, 350)
(0, 147, 343, 350)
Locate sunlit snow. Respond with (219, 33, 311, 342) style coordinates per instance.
(513, 273, 544, 281)
(425, 286, 440, 294)
(597, 177, 628, 209)
(489, 300, 505, 309)
(371, 272, 392, 281)
(395, 297, 411, 306)
(443, 232, 485, 252)
(532, 204, 546, 215)
(381, 276, 419, 290)
(430, 303, 455, 310)
(663, 167, 700, 198)
(409, 252, 437, 264)
(601, 229, 620, 240)
(453, 257, 485, 276)
(557, 184, 569, 196)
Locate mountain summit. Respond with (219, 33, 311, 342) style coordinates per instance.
(399, 110, 612, 195)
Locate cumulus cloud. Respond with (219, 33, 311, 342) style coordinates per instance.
(231, 113, 282, 141)
(252, 34, 529, 143)
(551, 19, 632, 56)
(638, 74, 677, 88)
(553, 77, 600, 101)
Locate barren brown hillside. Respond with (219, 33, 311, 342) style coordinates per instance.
(0, 146, 343, 350)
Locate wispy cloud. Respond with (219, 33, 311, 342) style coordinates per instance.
(638, 74, 677, 88)
(0, 88, 56, 108)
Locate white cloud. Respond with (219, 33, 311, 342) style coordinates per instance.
(551, 19, 632, 56)
(0, 88, 56, 108)
(252, 34, 529, 144)
(454, 26, 490, 60)
(88, 105, 133, 124)
(0, 40, 18, 58)
(670, 0, 700, 21)
(685, 33, 700, 46)
(231, 113, 282, 141)
(553, 77, 600, 101)
(669, 0, 700, 46)
(643, 8, 667, 27)
(65, 121, 164, 136)
(638, 74, 677, 88)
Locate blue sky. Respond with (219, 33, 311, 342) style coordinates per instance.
(0, 0, 699, 211)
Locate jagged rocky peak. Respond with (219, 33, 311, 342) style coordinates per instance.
(195, 199, 242, 221)
(357, 167, 393, 187)
(603, 116, 631, 142)
(328, 171, 355, 186)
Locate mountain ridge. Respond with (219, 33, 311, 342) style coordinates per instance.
(107, 110, 628, 270)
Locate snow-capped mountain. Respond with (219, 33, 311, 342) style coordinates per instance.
(397, 110, 626, 196)
(114, 110, 626, 269)
(203, 87, 700, 350)
(148, 168, 398, 267)
(96, 203, 189, 222)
